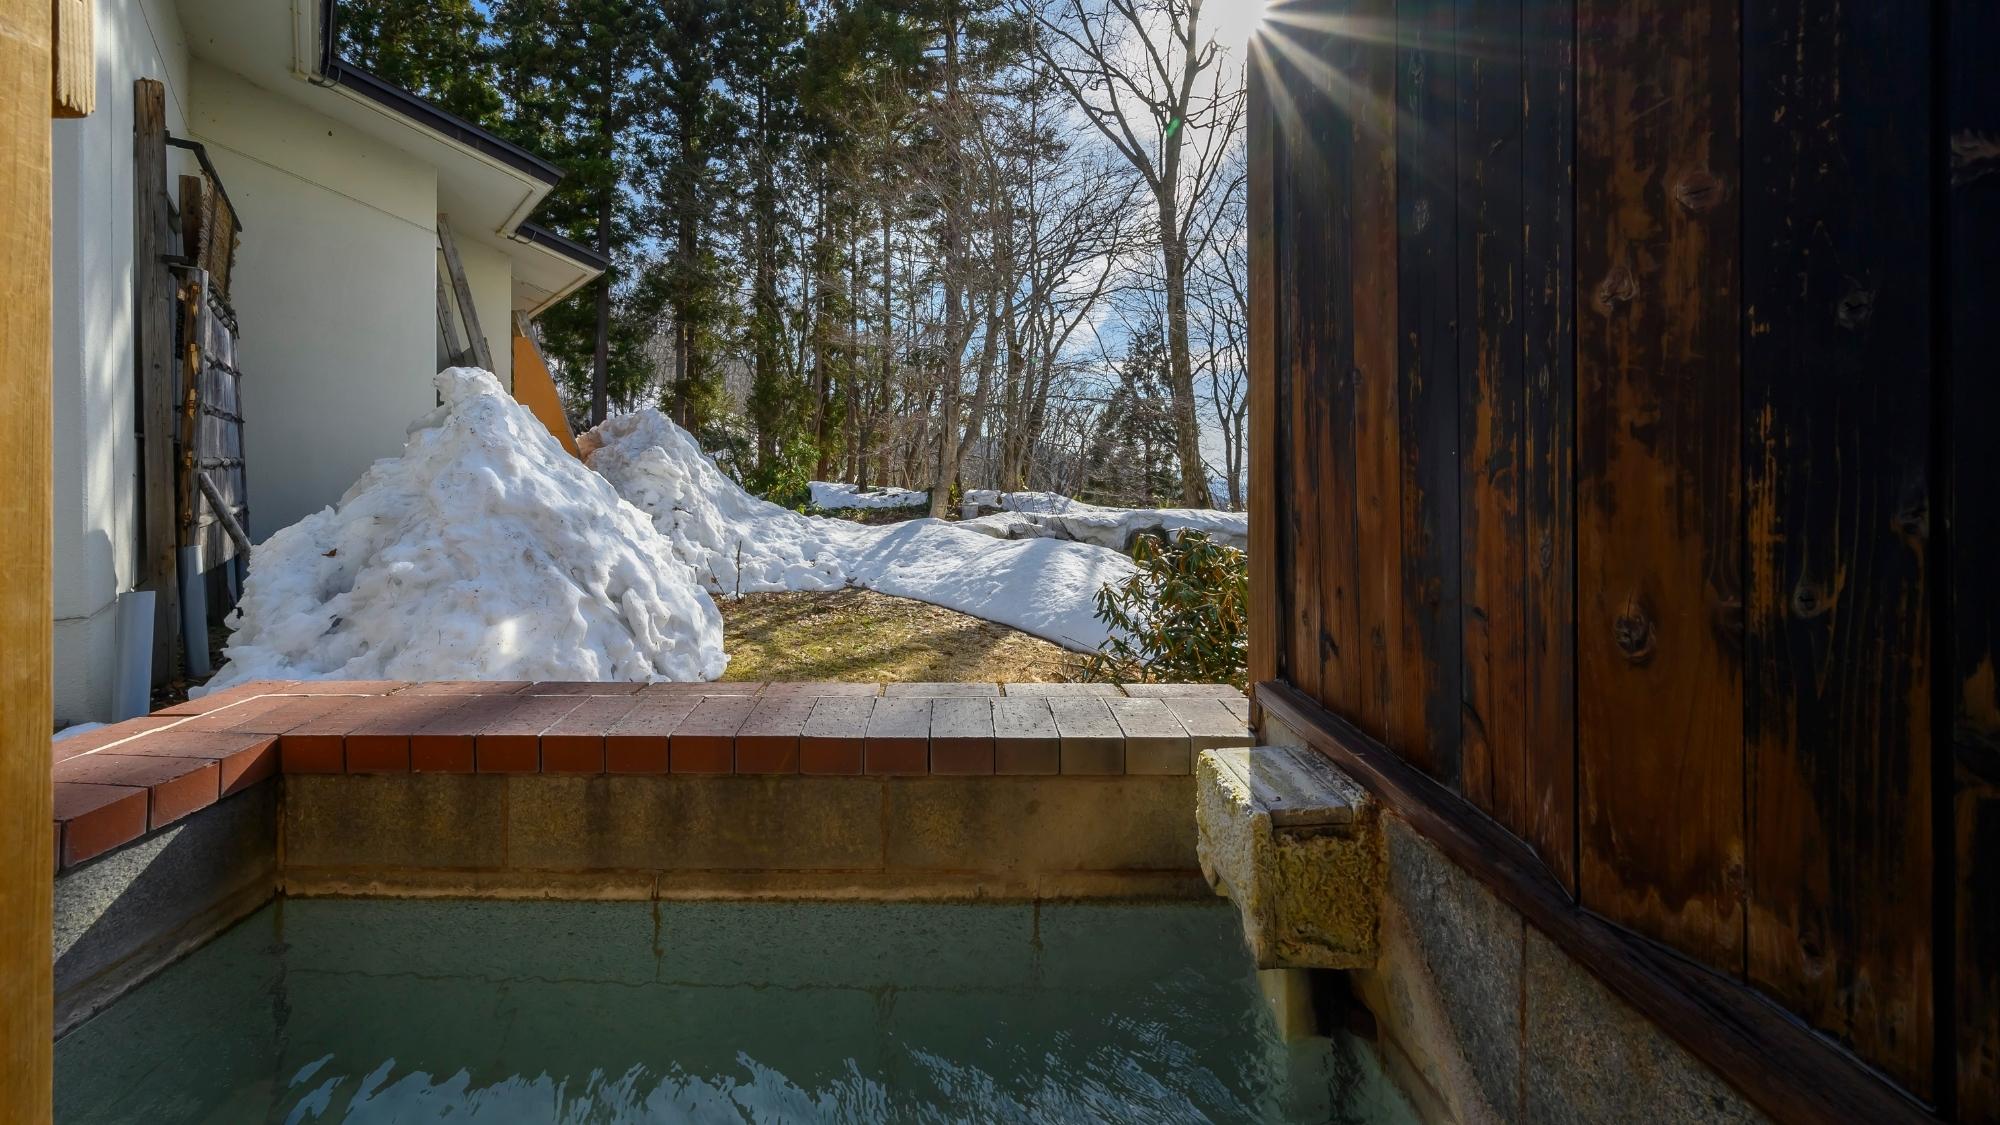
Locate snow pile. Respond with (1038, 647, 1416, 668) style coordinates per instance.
(585, 410, 851, 595)
(961, 489, 1249, 551)
(586, 412, 1137, 651)
(808, 480, 929, 511)
(204, 368, 726, 690)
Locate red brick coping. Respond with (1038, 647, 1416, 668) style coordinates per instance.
(52, 681, 1251, 871)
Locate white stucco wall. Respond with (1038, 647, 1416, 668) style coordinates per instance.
(187, 62, 440, 540)
(49, 5, 553, 724)
(456, 235, 515, 389)
(50, 0, 192, 726)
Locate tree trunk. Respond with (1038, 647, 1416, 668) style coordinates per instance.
(1158, 185, 1208, 507)
(955, 290, 1003, 481)
(928, 3, 965, 517)
(591, 195, 611, 425)
(590, 48, 614, 426)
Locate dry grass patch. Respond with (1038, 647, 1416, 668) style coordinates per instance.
(716, 588, 1081, 683)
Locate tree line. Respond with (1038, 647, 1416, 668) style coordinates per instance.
(339, 0, 1247, 511)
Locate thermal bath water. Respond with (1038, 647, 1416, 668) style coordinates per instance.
(55, 899, 1414, 1123)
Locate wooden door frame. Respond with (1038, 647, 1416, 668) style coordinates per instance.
(2, 0, 57, 1117)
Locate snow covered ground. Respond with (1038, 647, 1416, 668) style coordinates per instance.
(807, 480, 928, 511)
(587, 412, 1136, 651)
(202, 369, 726, 691)
(960, 489, 1248, 551)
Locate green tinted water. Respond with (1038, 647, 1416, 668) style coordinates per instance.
(57, 899, 1412, 1123)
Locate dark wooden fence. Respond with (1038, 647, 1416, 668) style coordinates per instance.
(1245, 0, 1997, 1118)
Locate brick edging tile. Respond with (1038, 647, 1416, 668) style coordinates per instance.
(50, 680, 1251, 871)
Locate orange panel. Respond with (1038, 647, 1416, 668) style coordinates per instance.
(510, 330, 581, 459)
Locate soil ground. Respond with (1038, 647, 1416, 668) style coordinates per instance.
(716, 587, 1083, 683)
(151, 588, 1078, 716)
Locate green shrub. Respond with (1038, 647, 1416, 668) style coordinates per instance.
(1083, 531, 1248, 689)
(741, 434, 818, 512)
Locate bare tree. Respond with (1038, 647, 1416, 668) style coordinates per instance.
(1027, 0, 1243, 506)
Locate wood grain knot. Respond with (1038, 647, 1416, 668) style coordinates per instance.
(1791, 582, 1830, 619)
(1612, 603, 1655, 662)
(1893, 500, 1929, 540)
(1594, 266, 1637, 314)
(1673, 169, 1725, 213)
(1711, 596, 1744, 642)
(1835, 281, 1875, 329)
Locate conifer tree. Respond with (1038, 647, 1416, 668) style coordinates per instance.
(648, 0, 738, 438)
(490, 0, 664, 423)
(332, 0, 501, 127)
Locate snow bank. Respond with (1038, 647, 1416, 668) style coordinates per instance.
(808, 480, 929, 511)
(961, 489, 1249, 551)
(586, 412, 1136, 651)
(585, 410, 850, 595)
(204, 369, 726, 690)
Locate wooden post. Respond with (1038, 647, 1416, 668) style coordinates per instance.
(134, 78, 179, 683)
(52, 0, 91, 118)
(2, 0, 57, 1116)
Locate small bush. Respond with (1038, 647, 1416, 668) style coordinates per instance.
(741, 434, 818, 512)
(1083, 531, 1248, 689)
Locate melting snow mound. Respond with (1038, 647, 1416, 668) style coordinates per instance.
(585, 410, 1138, 651)
(808, 481, 929, 511)
(584, 410, 851, 595)
(961, 489, 1248, 551)
(205, 368, 725, 690)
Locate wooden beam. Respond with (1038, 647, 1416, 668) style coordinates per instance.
(134, 78, 179, 683)
(436, 215, 493, 372)
(1257, 680, 1937, 1125)
(1, 0, 56, 1116)
(436, 272, 467, 367)
(51, 0, 91, 118)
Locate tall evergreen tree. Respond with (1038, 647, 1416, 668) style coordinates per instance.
(721, 0, 809, 471)
(490, 0, 665, 423)
(332, 0, 501, 126)
(648, 0, 738, 438)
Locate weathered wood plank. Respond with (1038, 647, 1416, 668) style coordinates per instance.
(1246, 41, 1281, 697)
(1948, 0, 2000, 1113)
(1454, 0, 1525, 818)
(2, 0, 56, 1114)
(1574, 0, 1744, 969)
(1274, 23, 1324, 704)
(134, 78, 179, 684)
(1393, 0, 1464, 787)
(1740, 0, 1935, 1096)
(1519, 0, 1578, 893)
(1304, 1, 1365, 731)
(1345, 0, 1409, 753)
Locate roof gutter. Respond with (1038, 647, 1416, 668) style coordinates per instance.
(313, 0, 563, 185)
(305, 0, 607, 298)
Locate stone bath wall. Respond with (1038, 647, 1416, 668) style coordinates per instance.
(1258, 713, 1769, 1125)
(51, 679, 1251, 1034)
